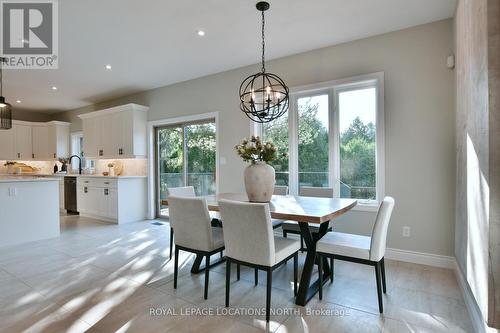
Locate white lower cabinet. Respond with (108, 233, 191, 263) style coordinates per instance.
(77, 177, 146, 224)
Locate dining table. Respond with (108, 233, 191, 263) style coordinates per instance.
(161, 192, 357, 306)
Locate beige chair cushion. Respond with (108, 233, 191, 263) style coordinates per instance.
(219, 199, 300, 267)
(169, 196, 224, 252)
(274, 237, 301, 263)
(316, 231, 371, 260)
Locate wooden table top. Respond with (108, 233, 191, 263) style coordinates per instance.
(161, 193, 357, 224)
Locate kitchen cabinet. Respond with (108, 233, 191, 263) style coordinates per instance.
(77, 176, 146, 223)
(14, 123, 33, 160)
(0, 126, 15, 159)
(79, 103, 148, 159)
(0, 121, 70, 161)
(32, 124, 49, 159)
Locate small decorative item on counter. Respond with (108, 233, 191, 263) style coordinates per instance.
(58, 158, 68, 172)
(53, 163, 59, 173)
(102, 171, 109, 176)
(4, 161, 15, 174)
(113, 160, 123, 176)
(107, 163, 114, 177)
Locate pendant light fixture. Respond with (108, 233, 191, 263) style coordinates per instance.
(239, 1, 289, 123)
(0, 57, 12, 130)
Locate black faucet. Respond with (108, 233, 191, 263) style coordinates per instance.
(69, 155, 82, 174)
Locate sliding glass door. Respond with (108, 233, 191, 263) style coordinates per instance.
(155, 119, 216, 217)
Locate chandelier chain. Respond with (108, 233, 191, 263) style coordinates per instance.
(261, 9, 265, 73)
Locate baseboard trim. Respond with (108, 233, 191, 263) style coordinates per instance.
(385, 248, 455, 269)
(453, 261, 498, 333)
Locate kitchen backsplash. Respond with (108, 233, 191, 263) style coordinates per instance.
(0, 159, 148, 176)
(94, 159, 147, 176)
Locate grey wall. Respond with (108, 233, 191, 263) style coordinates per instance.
(488, 0, 500, 327)
(12, 108, 52, 122)
(455, 0, 500, 329)
(54, 20, 456, 256)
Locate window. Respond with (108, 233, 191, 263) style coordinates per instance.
(297, 93, 329, 190)
(262, 110, 289, 186)
(338, 87, 377, 200)
(259, 73, 384, 206)
(71, 132, 94, 171)
(155, 119, 217, 217)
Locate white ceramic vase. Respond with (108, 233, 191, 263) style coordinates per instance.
(244, 161, 275, 202)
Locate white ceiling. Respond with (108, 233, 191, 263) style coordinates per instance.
(3, 0, 456, 113)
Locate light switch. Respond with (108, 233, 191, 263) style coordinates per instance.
(8, 187, 17, 197)
(220, 156, 227, 165)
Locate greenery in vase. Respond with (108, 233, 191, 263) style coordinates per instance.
(235, 136, 287, 164)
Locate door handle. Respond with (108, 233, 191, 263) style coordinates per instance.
(84, 187, 88, 193)
(17, 153, 20, 158)
(104, 188, 109, 195)
(32, 153, 35, 158)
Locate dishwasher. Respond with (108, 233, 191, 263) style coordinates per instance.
(64, 176, 78, 214)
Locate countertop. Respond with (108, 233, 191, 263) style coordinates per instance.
(0, 173, 147, 179)
(0, 176, 60, 183)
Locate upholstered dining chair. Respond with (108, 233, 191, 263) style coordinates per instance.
(166, 186, 195, 258)
(270, 185, 289, 230)
(281, 186, 334, 251)
(219, 199, 300, 323)
(169, 196, 225, 300)
(316, 196, 395, 313)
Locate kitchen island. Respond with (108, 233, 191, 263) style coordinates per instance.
(0, 176, 60, 247)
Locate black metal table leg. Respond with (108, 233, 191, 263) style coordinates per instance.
(295, 221, 331, 306)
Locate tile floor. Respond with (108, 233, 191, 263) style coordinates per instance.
(0, 215, 473, 333)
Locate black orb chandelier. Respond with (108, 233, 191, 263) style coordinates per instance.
(0, 57, 12, 130)
(239, 1, 289, 123)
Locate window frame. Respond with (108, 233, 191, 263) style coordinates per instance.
(255, 72, 385, 211)
(147, 112, 220, 219)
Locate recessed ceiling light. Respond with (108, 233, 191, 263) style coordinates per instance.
(51, 86, 57, 90)
(16, 100, 21, 104)
(105, 64, 112, 70)
(197, 30, 206, 36)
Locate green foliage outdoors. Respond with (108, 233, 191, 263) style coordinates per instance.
(263, 98, 376, 199)
(158, 99, 376, 199)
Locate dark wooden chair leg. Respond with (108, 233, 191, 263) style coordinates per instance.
(300, 234, 304, 252)
(375, 262, 384, 313)
(173, 246, 179, 289)
(255, 268, 258, 286)
(220, 250, 223, 259)
(225, 258, 231, 307)
(283, 230, 287, 238)
(266, 268, 272, 323)
(330, 257, 334, 283)
(237, 263, 240, 280)
(318, 253, 323, 300)
(293, 253, 298, 296)
(381, 258, 387, 293)
(204, 255, 210, 300)
(169, 227, 174, 259)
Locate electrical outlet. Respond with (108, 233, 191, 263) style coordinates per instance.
(402, 226, 411, 237)
(8, 187, 17, 197)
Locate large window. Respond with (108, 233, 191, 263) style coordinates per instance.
(156, 119, 216, 217)
(298, 94, 329, 189)
(262, 110, 289, 186)
(260, 74, 383, 205)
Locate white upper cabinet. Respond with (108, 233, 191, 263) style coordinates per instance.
(32, 124, 50, 159)
(13, 123, 33, 160)
(0, 121, 70, 161)
(79, 104, 148, 159)
(0, 126, 15, 159)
